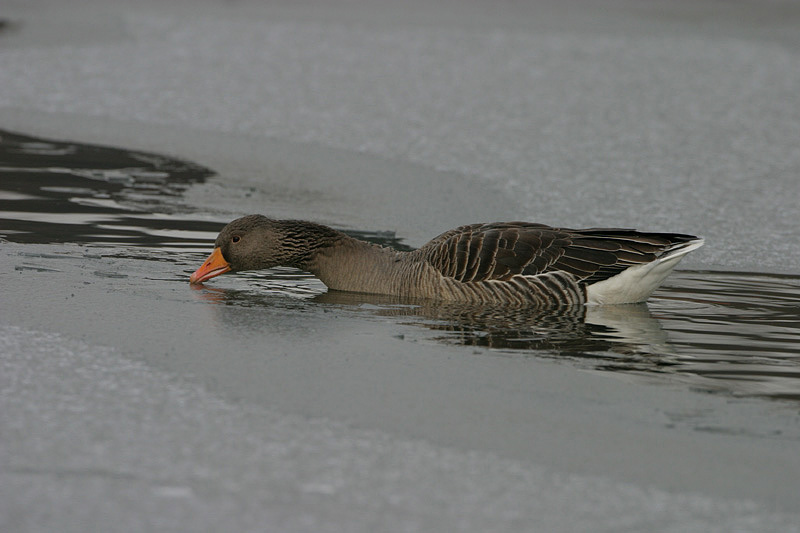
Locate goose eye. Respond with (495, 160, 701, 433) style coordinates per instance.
(232, 235, 241, 243)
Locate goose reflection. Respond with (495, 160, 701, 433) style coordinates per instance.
(191, 282, 676, 367)
(317, 290, 673, 361)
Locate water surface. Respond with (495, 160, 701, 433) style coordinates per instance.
(2, 128, 799, 401)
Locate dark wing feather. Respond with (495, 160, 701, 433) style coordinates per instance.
(416, 222, 569, 282)
(416, 223, 699, 285)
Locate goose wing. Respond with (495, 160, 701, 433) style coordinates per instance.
(417, 222, 696, 285)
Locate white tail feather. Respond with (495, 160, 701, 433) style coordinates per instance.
(586, 238, 704, 305)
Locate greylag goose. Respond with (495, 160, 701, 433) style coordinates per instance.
(189, 215, 704, 306)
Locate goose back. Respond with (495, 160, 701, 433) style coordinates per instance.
(411, 222, 702, 305)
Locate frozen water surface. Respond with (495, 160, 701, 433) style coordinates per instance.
(2, 1, 800, 531)
(4, 324, 798, 533)
(2, 0, 800, 267)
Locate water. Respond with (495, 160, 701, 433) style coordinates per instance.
(2, 128, 799, 402)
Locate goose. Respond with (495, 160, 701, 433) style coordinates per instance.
(189, 215, 704, 306)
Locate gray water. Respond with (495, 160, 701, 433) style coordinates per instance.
(4, 129, 799, 402)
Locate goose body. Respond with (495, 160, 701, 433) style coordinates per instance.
(190, 215, 704, 306)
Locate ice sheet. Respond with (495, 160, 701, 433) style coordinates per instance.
(2, 0, 799, 270)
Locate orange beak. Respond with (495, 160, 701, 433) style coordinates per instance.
(189, 247, 231, 284)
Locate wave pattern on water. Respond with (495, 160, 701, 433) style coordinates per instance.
(0, 128, 221, 247)
(649, 272, 800, 400)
